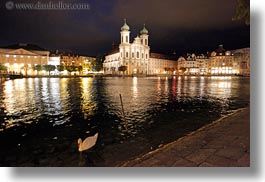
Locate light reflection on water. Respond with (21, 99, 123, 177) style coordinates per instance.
(0, 76, 249, 166)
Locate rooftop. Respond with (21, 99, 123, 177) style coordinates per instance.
(215, 45, 226, 56)
(1, 43, 48, 51)
(150, 53, 177, 61)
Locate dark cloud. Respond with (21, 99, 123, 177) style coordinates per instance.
(0, 0, 249, 56)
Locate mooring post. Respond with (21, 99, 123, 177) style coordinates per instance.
(119, 94, 128, 130)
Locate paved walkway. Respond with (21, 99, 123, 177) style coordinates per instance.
(121, 107, 250, 167)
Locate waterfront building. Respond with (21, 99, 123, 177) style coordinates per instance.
(59, 52, 96, 74)
(177, 53, 199, 75)
(208, 45, 237, 75)
(148, 53, 177, 75)
(232, 48, 250, 76)
(60, 53, 81, 67)
(177, 45, 250, 76)
(103, 20, 177, 75)
(79, 56, 96, 74)
(0, 43, 50, 75)
(196, 54, 209, 75)
(177, 53, 209, 75)
(48, 51, 61, 66)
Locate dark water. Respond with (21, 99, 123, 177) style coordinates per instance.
(0, 76, 250, 166)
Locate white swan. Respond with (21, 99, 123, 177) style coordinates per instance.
(78, 133, 98, 152)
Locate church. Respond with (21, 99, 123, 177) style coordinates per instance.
(103, 20, 177, 75)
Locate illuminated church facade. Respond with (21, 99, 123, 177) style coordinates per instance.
(103, 20, 177, 75)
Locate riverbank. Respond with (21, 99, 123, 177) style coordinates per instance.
(1, 74, 250, 80)
(23, 74, 103, 78)
(120, 107, 250, 167)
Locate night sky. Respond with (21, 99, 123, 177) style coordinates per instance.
(0, 0, 250, 56)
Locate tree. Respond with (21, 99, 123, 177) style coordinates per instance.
(91, 55, 103, 72)
(57, 65, 65, 72)
(179, 67, 186, 74)
(233, 0, 250, 25)
(65, 65, 76, 75)
(34, 65, 42, 75)
(0, 63, 7, 71)
(43, 65, 56, 75)
(77, 65, 83, 74)
(118, 66, 127, 75)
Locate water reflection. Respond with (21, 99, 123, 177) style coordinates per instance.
(0, 78, 75, 129)
(0, 76, 249, 166)
(0, 77, 249, 132)
(199, 77, 205, 97)
(208, 77, 232, 98)
(81, 78, 97, 119)
(132, 77, 138, 98)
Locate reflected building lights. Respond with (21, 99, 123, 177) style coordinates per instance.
(132, 77, 138, 98)
(0, 77, 249, 141)
(218, 82, 232, 89)
(81, 78, 97, 117)
(59, 78, 70, 112)
(199, 77, 205, 96)
(164, 77, 169, 95)
(209, 80, 232, 98)
(172, 77, 177, 97)
(177, 77, 182, 97)
(157, 77, 162, 96)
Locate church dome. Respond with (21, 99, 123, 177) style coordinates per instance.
(121, 19, 130, 31)
(140, 24, 149, 35)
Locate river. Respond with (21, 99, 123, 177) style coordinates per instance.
(0, 76, 250, 166)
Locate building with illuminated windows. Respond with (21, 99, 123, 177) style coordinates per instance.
(177, 53, 200, 75)
(103, 19, 178, 75)
(59, 52, 96, 74)
(0, 43, 50, 75)
(0, 44, 96, 76)
(177, 45, 250, 76)
(233, 48, 250, 76)
(208, 45, 238, 75)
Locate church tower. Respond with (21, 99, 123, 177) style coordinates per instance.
(120, 19, 130, 44)
(140, 24, 149, 46)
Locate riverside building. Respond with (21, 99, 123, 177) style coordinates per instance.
(177, 45, 250, 76)
(0, 43, 49, 75)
